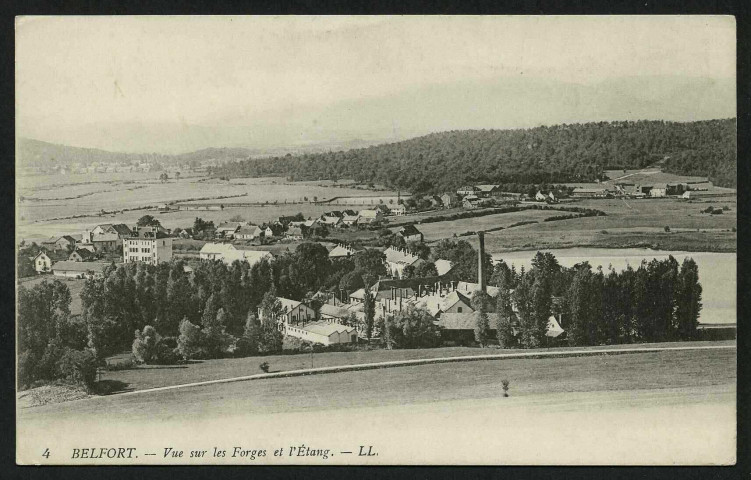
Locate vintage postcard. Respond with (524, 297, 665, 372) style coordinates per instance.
(15, 16, 736, 465)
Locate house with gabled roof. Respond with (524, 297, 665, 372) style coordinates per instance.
(397, 225, 423, 243)
(31, 251, 52, 274)
(236, 225, 263, 241)
(68, 248, 95, 262)
(383, 246, 423, 278)
(357, 209, 383, 226)
(342, 212, 360, 226)
(215, 222, 245, 238)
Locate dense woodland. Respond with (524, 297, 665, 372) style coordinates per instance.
(214, 119, 737, 191)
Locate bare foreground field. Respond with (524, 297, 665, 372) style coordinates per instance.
(17, 343, 735, 465)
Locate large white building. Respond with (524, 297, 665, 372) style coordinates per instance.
(123, 226, 173, 265)
(199, 243, 273, 266)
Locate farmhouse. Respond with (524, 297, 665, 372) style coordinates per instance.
(319, 214, 342, 227)
(649, 183, 667, 198)
(572, 187, 608, 198)
(391, 204, 407, 216)
(31, 251, 52, 274)
(68, 248, 95, 262)
(263, 224, 284, 237)
(440, 193, 460, 208)
(476, 184, 500, 197)
(43, 235, 77, 252)
(397, 225, 424, 243)
(235, 225, 263, 241)
(123, 226, 173, 266)
(84, 224, 132, 253)
(216, 222, 244, 238)
(342, 213, 360, 226)
(285, 226, 304, 240)
(358, 209, 383, 226)
(52, 261, 110, 279)
(457, 186, 479, 196)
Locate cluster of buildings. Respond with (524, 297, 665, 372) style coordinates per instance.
(256, 232, 565, 347)
(26, 222, 175, 279)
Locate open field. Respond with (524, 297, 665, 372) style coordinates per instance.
(418, 209, 557, 241)
(98, 340, 735, 393)
(17, 343, 736, 465)
(471, 197, 736, 252)
(17, 174, 400, 240)
(24, 344, 736, 418)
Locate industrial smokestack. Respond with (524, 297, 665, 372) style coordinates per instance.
(478, 231, 486, 294)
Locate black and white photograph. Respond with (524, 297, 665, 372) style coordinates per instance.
(15, 15, 737, 465)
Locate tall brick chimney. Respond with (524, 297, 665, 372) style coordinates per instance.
(478, 231, 486, 294)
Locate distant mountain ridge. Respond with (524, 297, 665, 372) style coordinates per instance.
(15, 137, 389, 169)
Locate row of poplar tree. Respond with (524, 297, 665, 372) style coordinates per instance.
(477, 252, 703, 348)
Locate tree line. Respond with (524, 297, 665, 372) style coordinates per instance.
(490, 252, 703, 349)
(212, 119, 736, 192)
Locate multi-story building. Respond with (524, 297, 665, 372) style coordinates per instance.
(123, 226, 173, 265)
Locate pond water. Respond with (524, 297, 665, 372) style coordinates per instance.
(491, 248, 736, 325)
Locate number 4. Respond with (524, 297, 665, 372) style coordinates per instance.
(42, 448, 50, 458)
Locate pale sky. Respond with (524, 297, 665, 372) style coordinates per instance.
(16, 16, 736, 152)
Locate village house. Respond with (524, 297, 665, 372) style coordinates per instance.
(83, 224, 132, 253)
(457, 186, 479, 196)
(31, 251, 52, 274)
(649, 183, 668, 198)
(476, 184, 500, 197)
(341, 212, 360, 226)
(572, 187, 608, 198)
(285, 226, 304, 241)
(374, 204, 390, 215)
(123, 226, 173, 266)
(319, 213, 342, 227)
(68, 248, 95, 262)
(390, 204, 407, 216)
(462, 195, 482, 209)
(264, 223, 284, 238)
(215, 222, 244, 239)
(397, 225, 424, 243)
(43, 235, 77, 252)
(383, 246, 424, 279)
(235, 225, 263, 241)
(535, 191, 547, 202)
(440, 193, 459, 209)
(357, 209, 383, 226)
(52, 261, 110, 279)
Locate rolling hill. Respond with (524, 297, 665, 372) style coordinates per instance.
(215, 118, 737, 191)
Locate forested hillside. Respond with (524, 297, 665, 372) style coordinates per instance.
(214, 119, 736, 191)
